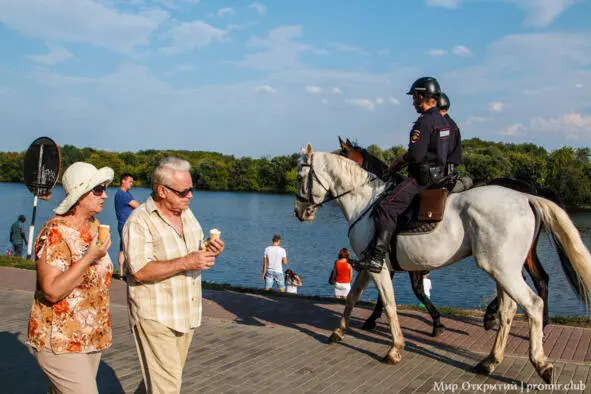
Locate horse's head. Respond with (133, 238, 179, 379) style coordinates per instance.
(338, 136, 365, 167)
(294, 144, 331, 222)
(338, 136, 389, 179)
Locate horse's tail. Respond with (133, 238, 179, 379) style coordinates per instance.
(528, 195, 591, 309)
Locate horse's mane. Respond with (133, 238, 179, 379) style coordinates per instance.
(317, 152, 386, 188)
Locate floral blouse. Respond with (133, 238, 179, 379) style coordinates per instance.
(27, 217, 113, 354)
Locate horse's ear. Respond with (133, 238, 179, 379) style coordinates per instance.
(338, 136, 347, 150)
(346, 138, 352, 147)
(305, 143, 313, 158)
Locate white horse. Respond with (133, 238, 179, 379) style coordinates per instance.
(293, 144, 591, 384)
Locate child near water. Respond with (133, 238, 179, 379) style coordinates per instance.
(285, 269, 303, 294)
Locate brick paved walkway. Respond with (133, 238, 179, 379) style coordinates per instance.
(1, 267, 589, 393)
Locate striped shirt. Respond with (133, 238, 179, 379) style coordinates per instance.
(123, 196, 204, 333)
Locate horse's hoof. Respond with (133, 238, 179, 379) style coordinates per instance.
(431, 324, 446, 337)
(381, 354, 401, 365)
(474, 360, 494, 375)
(361, 320, 377, 331)
(328, 333, 343, 344)
(540, 364, 554, 384)
(483, 315, 497, 331)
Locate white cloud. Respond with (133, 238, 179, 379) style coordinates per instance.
(0, 0, 167, 52)
(236, 25, 317, 70)
(506, 0, 580, 27)
(531, 113, 591, 139)
(345, 98, 375, 111)
(161, 21, 226, 54)
(426, 0, 579, 27)
(427, 49, 447, 57)
(331, 87, 342, 95)
(28, 69, 98, 87)
(153, 0, 201, 9)
(375, 97, 384, 105)
(249, 2, 266, 14)
(305, 85, 322, 94)
(377, 49, 390, 56)
(464, 116, 491, 127)
(576, 84, 583, 88)
(163, 63, 196, 75)
(490, 102, 504, 112)
(26, 46, 72, 65)
(254, 85, 275, 93)
(321, 98, 328, 105)
(390, 97, 400, 105)
(501, 113, 591, 139)
(502, 123, 526, 136)
(217, 8, 235, 17)
(452, 45, 471, 56)
(328, 42, 365, 55)
(426, 0, 461, 9)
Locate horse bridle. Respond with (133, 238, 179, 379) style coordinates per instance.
(296, 154, 375, 209)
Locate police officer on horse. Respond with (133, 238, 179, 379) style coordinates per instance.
(438, 92, 462, 171)
(355, 77, 462, 273)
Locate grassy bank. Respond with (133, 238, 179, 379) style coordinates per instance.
(1, 255, 589, 328)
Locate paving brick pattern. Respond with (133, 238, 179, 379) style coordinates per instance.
(0, 267, 589, 393)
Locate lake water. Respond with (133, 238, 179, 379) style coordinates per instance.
(1, 182, 590, 317)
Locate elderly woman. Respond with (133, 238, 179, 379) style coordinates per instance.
(27, 162, 114, 394)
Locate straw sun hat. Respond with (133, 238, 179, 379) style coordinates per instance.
(54, 162, 114, 215)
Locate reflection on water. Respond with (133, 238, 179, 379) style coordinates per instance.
(1, 182, 590, 316)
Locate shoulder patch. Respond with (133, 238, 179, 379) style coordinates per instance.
(410, 129, 421, 143)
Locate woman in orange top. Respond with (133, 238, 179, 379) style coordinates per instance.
(332, 248, 353, 299)
(27, 162, 114, 394)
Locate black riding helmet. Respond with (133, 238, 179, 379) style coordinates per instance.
(438, 93, 450, 110)
(406, 77, 441, 98)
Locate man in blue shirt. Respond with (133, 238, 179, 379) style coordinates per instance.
(115, 173, 139, 274)
(10, 215, 27, 257)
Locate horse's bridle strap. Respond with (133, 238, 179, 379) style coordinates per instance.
(297, 155, 375, 209)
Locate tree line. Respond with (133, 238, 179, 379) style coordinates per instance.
(0, 139, 589, 208)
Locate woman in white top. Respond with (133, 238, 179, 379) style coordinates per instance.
(285, 269, 303, 294)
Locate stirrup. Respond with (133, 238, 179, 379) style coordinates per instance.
(356, 254, 386, 274)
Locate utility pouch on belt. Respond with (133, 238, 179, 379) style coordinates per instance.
(428, 166, 445, 184)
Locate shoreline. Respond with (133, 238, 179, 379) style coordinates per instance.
(2, 255, 589, 328)
(2, 181, 591, 210)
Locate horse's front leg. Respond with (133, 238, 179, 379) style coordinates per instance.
(372, 267, 404, 364)
(410, 271, 445, 337)
(329, 269, 371, 344)
(361, 270, 393, 330)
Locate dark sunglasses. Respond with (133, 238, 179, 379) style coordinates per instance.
(163, 184, 194, 198)
(91, 184, 107, 196)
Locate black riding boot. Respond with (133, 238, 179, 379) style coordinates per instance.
(357, 229, 394, 274)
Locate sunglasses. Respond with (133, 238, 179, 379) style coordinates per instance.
(163, 184, 194, 198)
(91, 184, 107, 196)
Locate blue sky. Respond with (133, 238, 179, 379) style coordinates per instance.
(0, 0, 590, 157)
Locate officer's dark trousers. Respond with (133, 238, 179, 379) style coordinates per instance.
(373, 178, 425, 234)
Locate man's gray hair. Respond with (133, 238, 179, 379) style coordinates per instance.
(152, 156, 191, 193)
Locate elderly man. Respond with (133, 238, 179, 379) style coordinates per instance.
(123, 157, 224, 393)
